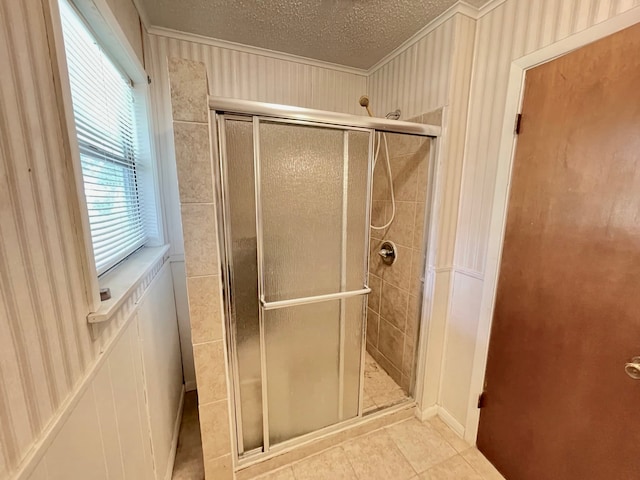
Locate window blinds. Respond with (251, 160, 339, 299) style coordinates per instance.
(60, 0, 146, 275)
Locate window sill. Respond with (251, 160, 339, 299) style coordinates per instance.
(87, 245, 170, 324)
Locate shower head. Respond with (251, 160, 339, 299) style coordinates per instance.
(359, 95, 374, 117)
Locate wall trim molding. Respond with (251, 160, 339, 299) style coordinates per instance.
(10, 256, 168, 480)
(464, 4, 640, 446)
(147, 26, 368, 77)
(477, 0, 508, 19)
(142, 0, 485, 79)
(164, 385, 185, 480)
(366, 1, 480, 75)
(416, 404, 439, 422)
(438, 406, 466, 437)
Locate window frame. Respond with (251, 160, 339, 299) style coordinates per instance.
(48, 0, 165, 313)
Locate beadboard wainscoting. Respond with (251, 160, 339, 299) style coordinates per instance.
(16, 260, 184, 480)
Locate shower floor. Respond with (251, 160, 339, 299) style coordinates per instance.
(363, 352, 409, 413)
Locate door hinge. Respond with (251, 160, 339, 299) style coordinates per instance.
(477, 391, 486, 409)
(514, 113, 522, 135)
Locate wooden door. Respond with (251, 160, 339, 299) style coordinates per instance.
(477, 22, 640, 480)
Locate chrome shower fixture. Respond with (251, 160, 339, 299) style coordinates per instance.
(386, 109, 401, 120)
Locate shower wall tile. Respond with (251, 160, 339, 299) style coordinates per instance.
(169, 59, 232, 480)
(366, 118, 434, 394)
(167, 57, 209, 123)
(368, 274, 382, 313)
(420, 108, 444, 127)
(180, 204, 219, 277)
(204, 454, 233, 480)
(186, 275, 223, 343)
(193, 341, 227, 404)
(366, 308, 379, 347)
(390, 156, 419, 201)
(173, 121, 214, 203)
(380, 282, 408, 331)
(385, 201, 415, 248)
(381, 244, 412, 293)
(378, 319, 404, 368)
(199, 399, 232, 460)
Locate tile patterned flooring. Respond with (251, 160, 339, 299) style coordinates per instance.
(253, 417, 505, 480)
(172, 358, 505, 480)
(363, 352, 408, 412)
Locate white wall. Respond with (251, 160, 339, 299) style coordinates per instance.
(145, 29, 369, 388)
(20, 263, 183, 480)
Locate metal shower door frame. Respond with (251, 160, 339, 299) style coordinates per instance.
(252, 116, 374, 453)
(210, 97, 440, 465)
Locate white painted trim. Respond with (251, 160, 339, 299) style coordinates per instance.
(185, 380, 197, 392)
(438, 406, 465, 437)
(10, 255, 167, 480)
(366, 1, 479, 74)
(164, 385, 185, 480)
(45, 0, 102, 312)
(146, 26, 368, 77)
(477, 0, 507, 19)
(463, 6, 640, 446)
(416, 404, 439, 422)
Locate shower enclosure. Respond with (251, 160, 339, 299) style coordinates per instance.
(211, 98, 438, 461)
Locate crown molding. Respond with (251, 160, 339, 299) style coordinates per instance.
(365, 0, 480, 75)
(146, 26, 368, 76)
(142, 0, 503, 78)
(477, 0, 508, 19)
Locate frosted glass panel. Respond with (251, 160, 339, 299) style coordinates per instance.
(265, 296, 365, 445)
(224, 118, 263, 451)
(259, 122, 370, 302)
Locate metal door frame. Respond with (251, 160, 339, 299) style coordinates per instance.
(210, 97, 440, 465)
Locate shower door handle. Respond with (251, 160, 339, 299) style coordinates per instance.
(260, 286, 371, 311)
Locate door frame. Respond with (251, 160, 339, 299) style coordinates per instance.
(464, 8, 640, 444)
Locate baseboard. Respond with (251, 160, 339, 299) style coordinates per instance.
(416, 404, 439, 421)
(185, 380, 197, 392)
(164, 385, 186, 480)
(437, 406, 465, 437)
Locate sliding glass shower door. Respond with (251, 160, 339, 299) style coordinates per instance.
(218, 116, 373, 456)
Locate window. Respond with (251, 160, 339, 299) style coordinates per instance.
(60, 0, 149, 275)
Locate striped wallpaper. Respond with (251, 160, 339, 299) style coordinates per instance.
(369, 13, 477, 267)
(0, 0, 97, 477)
(456, 0, 640, 274)
(145, 30, 369, 256)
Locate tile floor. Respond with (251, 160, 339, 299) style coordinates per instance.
(252, 417, 505, 480)
(172, 392, 205, 480)
(363, 352, 408, 412)
(172, 361, 505, 480)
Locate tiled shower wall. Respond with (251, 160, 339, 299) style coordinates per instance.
(366, 110, 442, 394)
(168, 58, 233, 479)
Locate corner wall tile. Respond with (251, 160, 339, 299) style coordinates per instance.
(173, 121, 214, 203)
(167, 57, 209, 123)
(378, 317, 404, 369)
(186, 275, 223, 344)
(181, 204, 219, 277)
(193, 341, 227, 404)
(366, 308, 379, 347)
(199, 399, 231, 461)
(204, 454, 233, 480)
(380, 282, 408, 331)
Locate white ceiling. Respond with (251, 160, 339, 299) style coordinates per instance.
(139, 0, 491, 70)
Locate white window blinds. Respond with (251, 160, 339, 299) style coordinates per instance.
(60, 0, 147, 275)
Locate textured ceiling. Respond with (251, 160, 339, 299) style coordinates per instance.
(140, 0, 491, 69)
